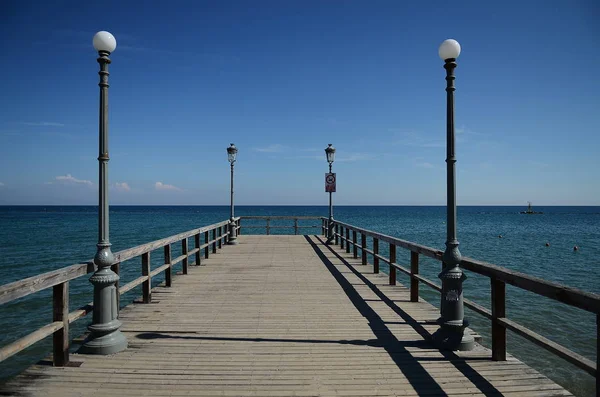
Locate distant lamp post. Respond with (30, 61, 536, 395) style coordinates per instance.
(80, 31, 128, 355)
(325, 144, 336, 244)
(432, 39, 474, 351)
(227, 143, 238, 245)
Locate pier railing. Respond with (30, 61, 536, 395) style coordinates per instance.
(323, 217, 599, 385)
(238, 216, 323, 235)
(0, 218, 240, 367)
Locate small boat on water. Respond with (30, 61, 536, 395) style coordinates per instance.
(520, 201, 543, 214)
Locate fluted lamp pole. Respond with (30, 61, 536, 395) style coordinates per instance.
(227, 143, 238, 245)
(432, 39, 474, 351)
(80, 31, 128, 355)
(325, 144, 336, 244)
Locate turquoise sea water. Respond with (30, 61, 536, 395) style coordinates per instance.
(0, 205, 598, 396)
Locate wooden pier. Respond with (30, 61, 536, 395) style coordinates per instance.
(2, 234, 585, 395)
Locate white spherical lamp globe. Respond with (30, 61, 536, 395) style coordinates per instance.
(438, 39, 461, 60)
(93, 31, 117, 53)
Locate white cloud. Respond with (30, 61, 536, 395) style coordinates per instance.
(336, 153, 374, 162)
(114, 182, 131, 191)
(21, 122, 65, 127)
(52, 174, 92, 185)
(416, 162, 435, 169)
(393, 130, 444, 148)
(155, 182, 182, 191)
(254, 144, 286, 153)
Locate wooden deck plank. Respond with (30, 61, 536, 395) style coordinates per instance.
(0, 235, 572, 396)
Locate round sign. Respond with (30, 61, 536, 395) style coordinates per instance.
(326, 174, 335, 184)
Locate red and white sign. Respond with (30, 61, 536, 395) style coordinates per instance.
(325, 173, 336, 193)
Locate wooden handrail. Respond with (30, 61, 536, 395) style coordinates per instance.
(0, 218, 234, 366)
(238, 216, 323, 235)
(323, 217, 599, 379)
(329, 218, 600, 314)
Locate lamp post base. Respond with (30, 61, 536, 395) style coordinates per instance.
(227, 223, 238, 245)
(431, 324, 474, 351)
(79, 326, 128, 355)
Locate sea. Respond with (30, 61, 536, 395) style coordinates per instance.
(0, 205, 598, 396)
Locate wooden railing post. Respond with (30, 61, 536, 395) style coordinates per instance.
(182, 238, 189, 275)
(164, 244, 172, 287)
(194, 233, 201, 266)
(361, 233, 367, 265)
(294, 218, 299, 235)
(266, 218, 271, 235)
(373, 238, 379, 274)
(212, 229, 217, 253)
(340, 226, 345, 249)
(238, 218, 242, 235)
(389, 243, 396, 285)
(142, 252, 151, 303)
(335, 224, 339, 245)
(346, 228, 350, 253)
(352, 230, 358, 258)
(410, 251, 419, 302)
(218, 227, 223, 249)
(204, 231, 210, 259)
(322, 219, 326, 236)
(596, 315, 599, 396)
(491, 278, 507, 361)
(111, 262, 120, 314)
(52, 281, 69, 366)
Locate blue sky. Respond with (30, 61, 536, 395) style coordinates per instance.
(0, 1, 598, 205)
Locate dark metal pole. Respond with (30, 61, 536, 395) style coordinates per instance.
(432, 57, 474, 351)
(326, 163, 334, 244)
(80, 50, 127, 355)
(228, 162, 237, 244)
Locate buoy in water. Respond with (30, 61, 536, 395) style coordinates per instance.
(573, 246, 579, 251)
(545, 242, 550, 247)
(498, 235, 503, 238)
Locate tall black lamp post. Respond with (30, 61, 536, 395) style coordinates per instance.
(227, 143, 238, 245)
(325, 144, 336, 243)
(80, 31, 128, 355)
(432, 39, 474, 351)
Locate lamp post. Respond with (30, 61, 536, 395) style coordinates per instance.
(227, 143, 238, 245)
(432, 39, 474, 351)
(80, 31, 128, 355)
(325, 144, 336, 244)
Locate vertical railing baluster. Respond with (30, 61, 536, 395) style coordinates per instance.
(596, 315, 599, 396)
(212, 229, 217, 253)
(335, 224, 339, 245)
(361, 233, 366, 265)
(164, 244, 172, 287)
(142, 252, 151, 303)
(238, 218, 242, 235)
(111, 262, 120, 313)
(294, 218, 299, 235)
(410, 251, 419, 302)
(194, 233, 201, 266)
(389, 244, 396, 285)
(218, 227, 223, 249)
(346, 228, 350, 253)
(204, 231, 210, 259)
(266, 218, 271, 235)
(352, 230, 357, 259)
(52, 281, 69, 366)
(373, 238, 379, 274)
(182, 238, 188, 275)
(340, 226, 345, 249)
(491, 278, 507, 361)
